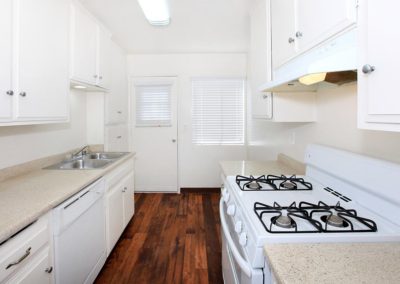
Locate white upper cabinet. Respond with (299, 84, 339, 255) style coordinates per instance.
(271, 0, 297, 69)
(71, 4, 97, 86)
(271, 0, 357, 70)
(16, 0, 69, 121)
(71, 3, 111, 90)
(296, 0, 357, 52)
(358, 0, 400, 131)
(105, 41, 128, 125)
(0, 0, 70, 126)
(97, 27, 111, 89)
(0, 0, 13, 122)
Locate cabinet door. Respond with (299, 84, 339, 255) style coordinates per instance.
(358, 0, 400, 130)
(106, 42, 128, 125)
(122, 172, 135, 227)
(271, 0, 297, 69)
(71, 4, 97, 85)
(15, 0, 69, 121)
(97, 27, 111, 89)
(6, 247, 52, 284)
(0, 0, 13, 122)
(296, 0, 357, 52)
(106, 185, 124, 254)
(105, 125, 130, 152)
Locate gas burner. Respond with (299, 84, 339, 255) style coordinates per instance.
(321, 214, 349, 228)
(273, 215, 295, 229)
(280, 181, 297, 190)
(246, 181, 262, 190)
(254, 201, 378, 234)
(236, 174, 313, 191)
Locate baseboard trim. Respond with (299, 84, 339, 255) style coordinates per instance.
(180, 188, 221, 193)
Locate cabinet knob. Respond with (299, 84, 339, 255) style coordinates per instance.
(172, 139, 177, 143)
(117, 136, 122, 139)
(263, 94, 269, 99)
(288, 37, 295, 44)
(117, 111, 122, 114)
(45, 266, 53, 273)
(295, 31, 303, 38)
(99, 76, 103, 80)
(362, 64, 375, 74)
(93, 75, 98, 79)
(122, 187, 127, 193)
(6, 90, 13, 96)
(19, 92, 26, 97)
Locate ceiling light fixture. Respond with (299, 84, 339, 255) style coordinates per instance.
(137, 0, 170, 26)
(73, 85, 87, 89)
(299, 72, 327, 86)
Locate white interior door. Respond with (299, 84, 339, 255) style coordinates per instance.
(131, 77, 178, 192)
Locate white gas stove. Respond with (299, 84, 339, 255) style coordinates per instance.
(220, 145, 400, 284)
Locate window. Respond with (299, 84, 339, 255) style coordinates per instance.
(192, 78, 245, 145)
(135, 84, 172, 127)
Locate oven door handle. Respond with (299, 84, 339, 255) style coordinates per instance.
(219, 198, 252, 278)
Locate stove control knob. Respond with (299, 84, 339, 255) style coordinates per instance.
(223, 192, 230, 202)
(227, 205, 236, 216)
(235, 221, 243, 233)
(239, 232, 247, 246)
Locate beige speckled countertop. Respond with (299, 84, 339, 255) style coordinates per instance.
(264, 243, 400, 284)
(220, 154, 305, 177)
(0, 152, 135, 244)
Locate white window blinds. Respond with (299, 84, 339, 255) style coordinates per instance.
(192, 78, 245, 145)
(135, 84, 172, 127)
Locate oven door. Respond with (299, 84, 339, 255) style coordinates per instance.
(220, 198, 264, 284)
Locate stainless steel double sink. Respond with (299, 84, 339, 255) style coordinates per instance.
(44, 152, 128, 170)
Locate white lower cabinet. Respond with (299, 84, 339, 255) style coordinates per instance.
(0, 214, 53, 284)
(105, 159, 135, 255)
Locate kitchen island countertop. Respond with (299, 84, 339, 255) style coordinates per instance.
(264, 242, 400, 284)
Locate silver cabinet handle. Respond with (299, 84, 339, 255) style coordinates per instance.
(19, 92, 26, 97)
(117, 111, 122, 114)
(99, 76, 103, 80)
(116, 136, 122, 139)
(122, 187, 127, 193)
(288, 37, 295, 43)
(362, 64, 375, 74)
(172, 139, 177, 143)
(45, 266, 53, 273)
(6, 247, 31, 269)
(93, 75, 98, 79)
(295, 31, 303, 38)
(263, 94, 269, 99)
(6, 90, 13, 96)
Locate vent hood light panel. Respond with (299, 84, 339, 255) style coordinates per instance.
(260, 30, 357, 92)
(137, 0, 170, 26)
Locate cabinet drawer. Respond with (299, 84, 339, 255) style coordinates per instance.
(0, 215, 49, 282)
(105, 159, 134, 190)
(5, 246, 52, 284)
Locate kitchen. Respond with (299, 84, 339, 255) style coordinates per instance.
(0, 0, 399, 283)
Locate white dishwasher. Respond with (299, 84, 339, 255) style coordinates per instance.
(52, 178, 106, 284)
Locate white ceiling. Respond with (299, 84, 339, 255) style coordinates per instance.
(80, 0, 251, 54)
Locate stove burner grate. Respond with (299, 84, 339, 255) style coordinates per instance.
(236, 175, 313, 191)
(254, 201, 378, 234)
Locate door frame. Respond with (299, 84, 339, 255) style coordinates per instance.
(128, 76, 180, 193)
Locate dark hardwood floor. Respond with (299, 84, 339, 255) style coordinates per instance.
(95, 192, 223, 284)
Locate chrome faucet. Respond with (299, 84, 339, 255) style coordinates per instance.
(72, 145, 89, 158)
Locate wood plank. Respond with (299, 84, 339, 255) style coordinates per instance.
(95, 192, 223, 284)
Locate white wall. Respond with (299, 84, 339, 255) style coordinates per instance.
(0, 90, 87, 170)
(128, 53, 248, 187)
(248, 84, 400, 165)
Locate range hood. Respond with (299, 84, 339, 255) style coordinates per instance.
(259, 30, 357, 92)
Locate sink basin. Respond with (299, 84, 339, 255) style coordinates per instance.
(44, 158, 112, 170)
(44, 152, 129, 170)
(84, 152, 128, 160)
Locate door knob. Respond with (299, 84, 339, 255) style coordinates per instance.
(19, 92, 26, 97)
(362, 64, 375, 74)
(172, 139, 177, 143)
